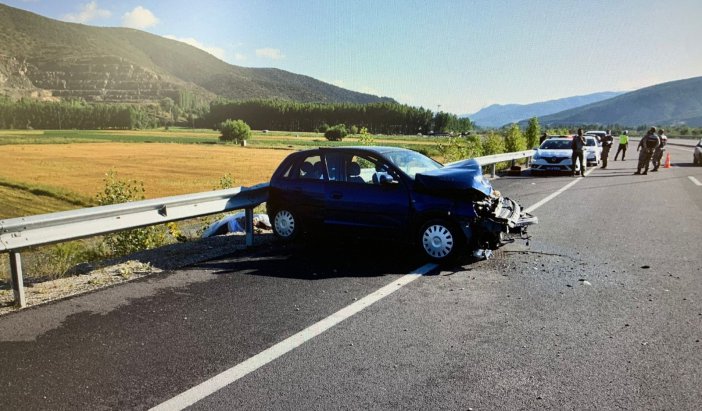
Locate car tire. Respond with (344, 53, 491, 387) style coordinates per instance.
(419, 219, 463, 262)
(272, 209, 299, 240)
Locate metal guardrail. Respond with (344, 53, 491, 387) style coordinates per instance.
(1, 183, 270, 307)
(447, 149, 534, 177)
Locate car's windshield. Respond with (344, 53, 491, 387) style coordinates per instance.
(586, 138, 597, 146)
(540, 140, 571, 150)
(384, 150, 442, 179)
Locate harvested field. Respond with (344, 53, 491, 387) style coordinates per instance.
(0, 143, 292, 206)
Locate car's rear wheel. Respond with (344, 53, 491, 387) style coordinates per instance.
(419, 219, 462, 262)
(272, 209, 299, 240)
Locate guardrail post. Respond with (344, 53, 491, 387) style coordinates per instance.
(245, 207, 254, 247)
(9, 251, 26, 308)
(491, 163, 496, 178)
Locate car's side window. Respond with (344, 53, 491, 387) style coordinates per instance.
(296, 155, 325, 180)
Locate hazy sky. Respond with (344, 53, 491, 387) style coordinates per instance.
(4, 0, 702, 114)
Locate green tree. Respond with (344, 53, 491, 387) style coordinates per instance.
(504, 124, 527, 152)
(324, 124, 348, 141)
(482, 131, 507, 155)
(525, 117, 541, 149)
(219, 119, 251, 143)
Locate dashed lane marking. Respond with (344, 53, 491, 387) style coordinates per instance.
(150, 263, 436, 411)
(689, 176, 702, 186)
(524, 166, 594, 214)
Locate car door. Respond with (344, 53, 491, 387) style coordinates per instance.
(271, 152, 327, 229)
(323, 151, 411, 237)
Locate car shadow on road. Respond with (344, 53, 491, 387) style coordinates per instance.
(193, 237, 431, 280)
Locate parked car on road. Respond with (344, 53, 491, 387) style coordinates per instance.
(530, 137, 581, 174)
(267, 147, 537, 262)
(585, 135, 602, 166)
(694, 139, 702, 165)
(585, 130, 607, 142)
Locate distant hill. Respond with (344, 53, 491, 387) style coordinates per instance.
(0, 3, 394, 105)
(536, 76, 702, 127)
(467, 92, 623, 128)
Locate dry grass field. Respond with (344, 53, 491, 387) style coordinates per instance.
(0, 142, 292, 217)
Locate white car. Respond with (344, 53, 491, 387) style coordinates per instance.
(693, 139, 702, 166)
(530, 137, 583, 174)
(584, 135, 601, 166)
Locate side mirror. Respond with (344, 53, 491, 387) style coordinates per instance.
(374, 172, 395, 185)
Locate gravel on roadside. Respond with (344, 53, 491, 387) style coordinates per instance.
(0, 231, 274, 316)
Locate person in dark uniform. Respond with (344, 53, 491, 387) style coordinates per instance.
(635, 127, 660, 175)
(539, 132, 548, 145)
(600, 129, 614, 168)
(571, 128, 586, 177)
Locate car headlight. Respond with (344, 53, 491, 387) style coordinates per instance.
(532, 153, 541, 160)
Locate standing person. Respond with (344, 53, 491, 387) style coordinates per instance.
(571, 128, 586, 177)
(600, 129, 614, 168)
(635, 127, 660, 175)
(614, 130, 629, 160)
(540, 132, 548, 145)
(651, 128, 668, 171)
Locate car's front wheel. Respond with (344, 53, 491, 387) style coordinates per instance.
(272, 209, 299, 240)
(419, 219, 463, 262)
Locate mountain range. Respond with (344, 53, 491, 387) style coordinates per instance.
(467, 92, 624, 128)
(0, 3, 393, 105)
(536, 76, 702, 127)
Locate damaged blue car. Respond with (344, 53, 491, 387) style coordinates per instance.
(267, 146, 537, 262)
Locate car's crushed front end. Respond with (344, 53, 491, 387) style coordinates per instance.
(416, 159, 537, 254)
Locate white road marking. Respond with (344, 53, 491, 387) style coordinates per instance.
(689, 176, 702, 186)
(150, 263, 436, 411)
(524, 167, 593, 214)
(152, 170, 595, 409)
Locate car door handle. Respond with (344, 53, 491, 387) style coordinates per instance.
(331, 192, 343, 200)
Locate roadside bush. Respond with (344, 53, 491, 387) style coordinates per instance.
(482, 131, 507, 155)
(324, 124, 348, 141)
(437, 136, 483, 163)
(219, 119, 251, 143)
(96, 170, 167, 257)
(504, 124, 527, 153)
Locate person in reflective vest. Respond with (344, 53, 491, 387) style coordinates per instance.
(614, 130, 629, 160)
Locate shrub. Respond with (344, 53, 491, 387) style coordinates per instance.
(219, 119, 251, 143)
(504, 124, 527, 152)
(437, 136, 483, 163)
(324, 124, 348, 141)
(482, 131, 506, 155)
(96, 170, 167, 256)
(358, 127, 375, 146)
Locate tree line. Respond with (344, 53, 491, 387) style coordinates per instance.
(200, 100, 473, 135)
(0, 97, 158, 130)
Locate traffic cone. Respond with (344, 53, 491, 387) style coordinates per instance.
(664, 152, 671, 168)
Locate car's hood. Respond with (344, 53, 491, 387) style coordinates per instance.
(415, 159, 493, 198)
(535, 149, 571, 156)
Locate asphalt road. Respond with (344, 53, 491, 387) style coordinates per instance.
(0, 147, 700, 410)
